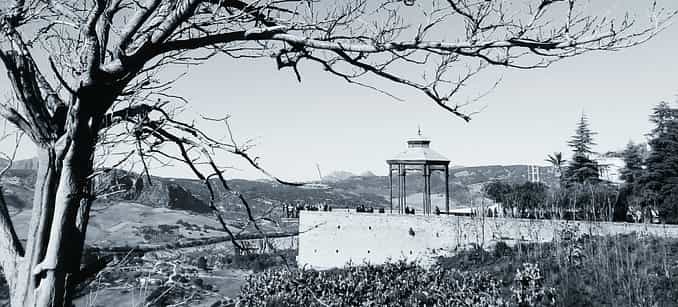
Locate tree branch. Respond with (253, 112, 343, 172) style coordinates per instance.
(0, 102, 47, 144)
(0, 23, 61, 144)
(117, 0, 162, 56)
(148, 0, 202, 46)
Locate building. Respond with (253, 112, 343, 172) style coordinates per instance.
(387, 129, 450, 214)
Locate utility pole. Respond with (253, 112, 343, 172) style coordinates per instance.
(528, 165, 540, 183)
(316, 163, 323, 182)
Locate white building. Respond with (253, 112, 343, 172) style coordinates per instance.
(597, 155, 625, 184)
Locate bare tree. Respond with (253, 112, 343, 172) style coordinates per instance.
(0, 0, 673, 306)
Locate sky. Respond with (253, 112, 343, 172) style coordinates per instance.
(2, 1, 678, 182)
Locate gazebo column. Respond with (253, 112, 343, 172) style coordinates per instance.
(396, 164, 405, 214)
(423, 165, 431, 215)
(421, 166, 427, 215)
(401, 167, 407, 213)
(389, 164, 393, 214)
(396, 164, 401, 214)
(427, 169, 432, 214)
(445, 165, 450, 213)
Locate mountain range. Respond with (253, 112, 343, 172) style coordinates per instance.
(0, 158, 557, 212)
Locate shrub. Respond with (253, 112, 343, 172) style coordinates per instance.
(511, 263, 555, 307)
(493, 241, 513, 258)
(237, 261, 508, 307)
(226, 251, 295, 272)
(439, 232, 678, 307)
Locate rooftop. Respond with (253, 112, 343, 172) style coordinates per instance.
(387, 129, 450, 164)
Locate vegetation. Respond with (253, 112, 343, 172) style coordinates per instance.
(79, 247, 295, 307)
(437, 231, 678, 307)
(224, 250, 296, 273)
(597, 101, 678, 224)
(483, 179, 618, 221)
(563, 114, 601, 185)
(483, 181, 549, 218)
(484, 114, 622, 221)
(545, 153, 566, 182)
(483, 106, 678, 223)
(236, 230, 678, 307)
(635, 102, 678, 223)
(614, 142, 648, 221)
(238, 261, 510, 307)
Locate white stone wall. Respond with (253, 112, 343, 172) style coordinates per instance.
(297, 211, 678, 269)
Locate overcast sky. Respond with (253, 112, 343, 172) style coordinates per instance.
(2, 1, 678, 182)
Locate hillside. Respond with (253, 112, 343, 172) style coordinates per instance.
(0, 160, 556, 304)
(1, 159, 555, 214)
(0, 163, 390, 215)
(328, 164, 556, 203)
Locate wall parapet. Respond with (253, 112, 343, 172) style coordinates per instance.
(297, 211, 678, 269)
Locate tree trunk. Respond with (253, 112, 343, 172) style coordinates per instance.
(5, 119, 96, 307)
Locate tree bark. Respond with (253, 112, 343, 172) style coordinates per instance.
(5, 115, 97, 307)
(9, 148, 59, 307)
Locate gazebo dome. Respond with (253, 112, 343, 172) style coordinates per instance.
(388, 134, 450, 164)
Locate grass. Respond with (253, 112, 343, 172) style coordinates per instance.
(437, 230, 678, 306)
(225, 250, 297, 272)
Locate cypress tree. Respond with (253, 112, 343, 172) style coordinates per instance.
(640, 102, 678, 223)
(564, 114, 600, 184)
(620, 141, 646, 184)
(616, 141, 647, 221)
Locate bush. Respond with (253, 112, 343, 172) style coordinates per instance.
(438, 232, 678, 307)
(493, 241, 513, 258)
(226, 251, 295, 272)
(238, 261, 508, 306)
(511, 263, 555, 306)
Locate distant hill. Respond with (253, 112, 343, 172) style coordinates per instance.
(449, 165, 556, 186)
(0, 161, 559, 253)
(321, 171, 356, 182)
(328, 164, 556, 207)
(0, 157, 39, 171)
(359, 170, 377, 177)
(0, 160, 555, 214)
(0, 167, 388, 213)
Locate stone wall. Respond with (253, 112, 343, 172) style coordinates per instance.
(297, 211, 678, 269)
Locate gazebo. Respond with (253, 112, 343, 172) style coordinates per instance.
(387, 130, 450, 215)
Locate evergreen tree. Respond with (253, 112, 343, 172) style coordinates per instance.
(620, 141, 646, 184)
(483, 181, 512, 205)
(616, 141, 647, 221)
(564, 114, 600, 184)
(640, 102, 678, 223)
(648, 101, 678, 138)
(568, 114, 597, 156)
(513, 182, 548, 217)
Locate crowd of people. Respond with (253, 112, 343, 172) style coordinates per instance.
(286, 203, 394, 217)
(284, 203, 333, 218)
(355, 205, 386, 213)
(284, 203, 506, 218)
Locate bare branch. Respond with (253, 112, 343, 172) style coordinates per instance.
(118, 0, 162, 55)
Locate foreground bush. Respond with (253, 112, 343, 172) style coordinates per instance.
(238, 261, 508, 306)
(439, 232, 678, 307)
